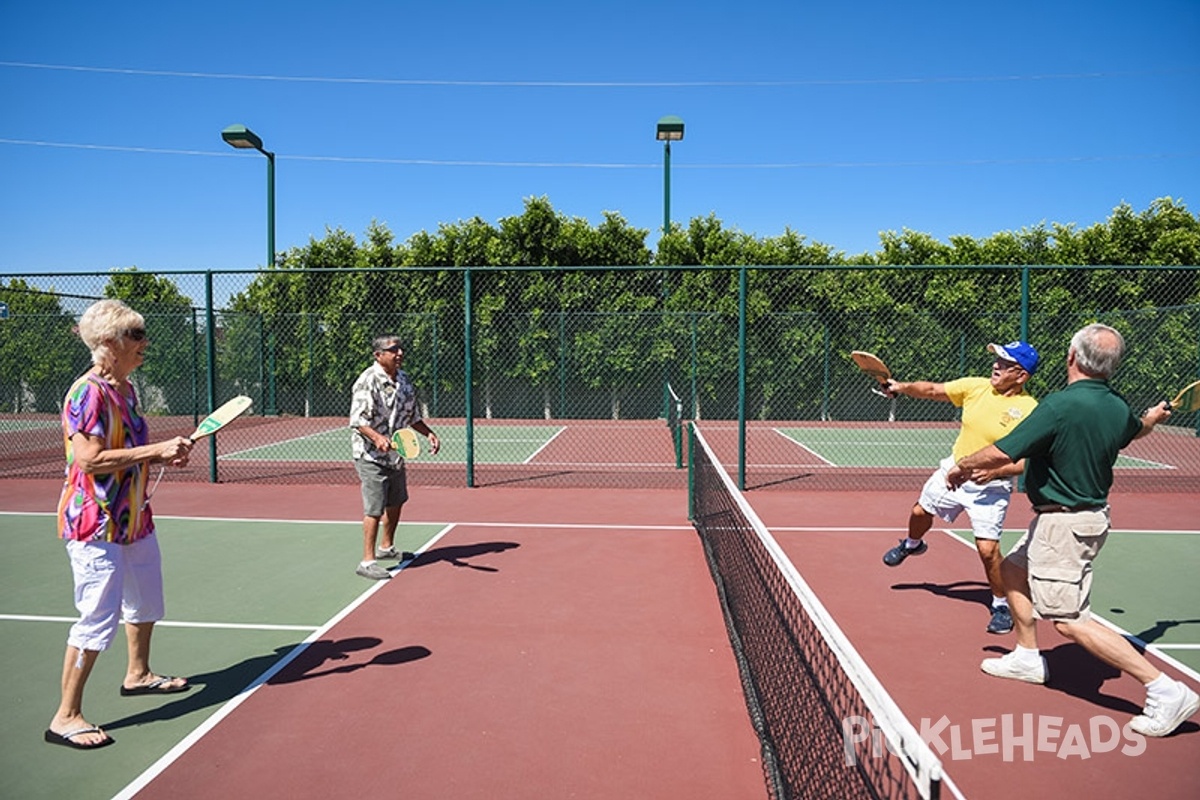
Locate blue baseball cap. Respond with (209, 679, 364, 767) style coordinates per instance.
(988, 341, 1039, 375)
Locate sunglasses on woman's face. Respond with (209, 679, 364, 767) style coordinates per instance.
(123, 328, 148, 341)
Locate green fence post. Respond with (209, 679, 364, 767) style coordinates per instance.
(464, 268, 475, 487)
(191, 307, 200, 427)
(205, 272, 218, 483)
(738, 266, 747, 491)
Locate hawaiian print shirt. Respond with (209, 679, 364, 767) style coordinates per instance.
(57, 373, 154, 543)
(349, 362, 420, 467)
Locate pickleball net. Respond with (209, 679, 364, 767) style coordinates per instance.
(688, 424, 957, 800)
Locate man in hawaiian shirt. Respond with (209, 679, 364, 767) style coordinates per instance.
(349, 335, 440, 579)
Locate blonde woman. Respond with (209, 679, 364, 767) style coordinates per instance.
(45, 299, 194, 750)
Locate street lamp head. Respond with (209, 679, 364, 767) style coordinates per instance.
(656, 115, 685, 141)
(222, 124, 265, 151)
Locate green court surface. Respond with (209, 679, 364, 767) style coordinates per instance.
(0, 512, 446, 800)
(777, 426, 1165, 469)
(224, 424, 564, 464)
(950, 528, 1200, 673)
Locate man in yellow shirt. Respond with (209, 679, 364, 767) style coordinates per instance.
(880, 341, 1040, 635)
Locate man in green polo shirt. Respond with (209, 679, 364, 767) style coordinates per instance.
(947, 323, 1197, 738)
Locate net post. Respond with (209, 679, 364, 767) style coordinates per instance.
(668, 382, 683, 469)
(686, 422, 695, 520)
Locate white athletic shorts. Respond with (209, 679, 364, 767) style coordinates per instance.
(917, 456, 1012, 542)
(65, 535, 166, 652)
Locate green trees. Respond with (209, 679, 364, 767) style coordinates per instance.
(0, 278, 79, 412)
(1, 271, 201, 413)
(2, 197, 1196, 420)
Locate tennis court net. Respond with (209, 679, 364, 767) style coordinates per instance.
(688, 424, 956, 800)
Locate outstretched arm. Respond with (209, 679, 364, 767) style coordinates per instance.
(884, 379, 949, 402)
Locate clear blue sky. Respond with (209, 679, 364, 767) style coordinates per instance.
(2, 0, 1198, 276)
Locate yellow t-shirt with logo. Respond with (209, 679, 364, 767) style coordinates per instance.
(944, 377, 1038, 462)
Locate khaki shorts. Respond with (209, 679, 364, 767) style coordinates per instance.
(355, 458, 408, 516)
(1006, 508, 1109, 623)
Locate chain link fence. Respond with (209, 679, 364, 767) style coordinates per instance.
(3, 266, 1198, 491)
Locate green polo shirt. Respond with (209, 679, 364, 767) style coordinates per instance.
(993, 379, 1143, 507)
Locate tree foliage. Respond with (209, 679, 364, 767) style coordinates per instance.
(3, 197, 1197, 420)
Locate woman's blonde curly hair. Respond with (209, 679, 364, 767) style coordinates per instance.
(76, 299, 145, 367)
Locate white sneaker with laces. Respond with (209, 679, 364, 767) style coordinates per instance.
(980, 651, 1047, 684)
(1129, 683, 1200, 738)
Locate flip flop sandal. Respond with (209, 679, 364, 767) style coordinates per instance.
(44, 727, 115, 749)
(120, 676, 190, 696)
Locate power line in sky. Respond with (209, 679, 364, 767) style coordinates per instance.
(2, 60, 1195, 88)
(1, 138, 1196, 170)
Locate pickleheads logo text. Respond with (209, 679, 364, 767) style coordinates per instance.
(842, 713, 1147, 765)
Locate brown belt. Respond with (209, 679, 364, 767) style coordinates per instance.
(1032, 504, 1106, 514)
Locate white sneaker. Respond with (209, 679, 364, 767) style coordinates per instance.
(355, 562, 392, 580)
(980, 651, 1047, 684)
(1129, 683, 1200, 738)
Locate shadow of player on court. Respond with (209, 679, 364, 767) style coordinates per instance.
(406, 541, 520, 573)
(268, 636, 431, 684)
(102, 637, 431, 730)
(982, 639, 1200, 736)
(890, 579, 993, 611)
(101, 643, 304, 731)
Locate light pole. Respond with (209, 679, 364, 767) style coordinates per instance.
(655, 116, 685, 428)
(222, 124, 277, 415)
(655, 115, 684, 235)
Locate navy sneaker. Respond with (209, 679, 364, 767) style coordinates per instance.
(987, 605, 1014, 634)
(882, 539, 927, 566)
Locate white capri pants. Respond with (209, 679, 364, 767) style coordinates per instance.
(66, 535, 166, 652)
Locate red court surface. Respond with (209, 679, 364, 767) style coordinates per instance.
(2, 480, 766, 800)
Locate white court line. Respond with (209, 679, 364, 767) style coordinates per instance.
(521, 426, 565, 463)
(112, 522, 457, 800)
(443, 521, 694, 531)
(223, 426, 347, 458)
(0, 511, 690, 531)
(772, 427, 836, 466)
(0, 614, 318, 631)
